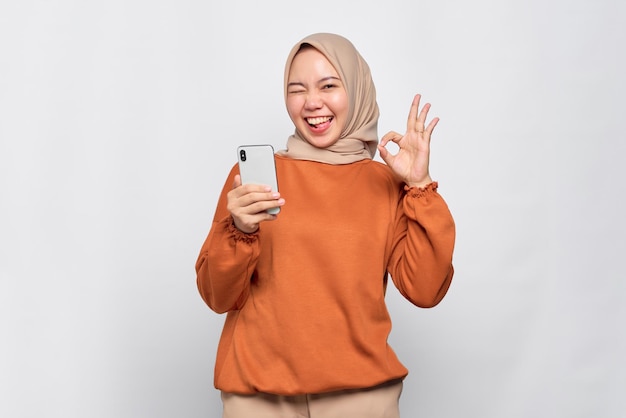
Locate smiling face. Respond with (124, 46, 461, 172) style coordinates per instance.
(286, 47, 349, 149)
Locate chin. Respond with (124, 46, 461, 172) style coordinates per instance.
(303, 134, 340, 149)
(309, 139, 338, 149)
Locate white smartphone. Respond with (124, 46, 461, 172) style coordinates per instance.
(237, 144, 280, 215)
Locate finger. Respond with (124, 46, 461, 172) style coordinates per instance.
(236, 182, 275, 198)
(380, 131, 402, 146)
(406, 94, 421, 132)
(243, 199, 283, 215)
(239, 189, 281, 208)
(416, 102, 432, 133)
(232, 174, 242, 189)
(230, 183, 263, 201)
(377, 144, 395, 167)
(229, 185, 274, 215)
(425, 116, 440, 136)
(235, 208, 281, 233)
(377, 144, 387, 159)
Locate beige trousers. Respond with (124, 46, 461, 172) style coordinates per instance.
(221, 380, 403, 418)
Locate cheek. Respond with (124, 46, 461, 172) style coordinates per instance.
(329, 95, 349, 120)
(286, 98, 302, 122)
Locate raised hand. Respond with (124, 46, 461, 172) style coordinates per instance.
(227, 175, 284, 233)
(378, 94, 439, 188)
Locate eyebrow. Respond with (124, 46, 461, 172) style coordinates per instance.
(287, 76, 342, 88)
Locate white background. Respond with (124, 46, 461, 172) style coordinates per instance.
(1, 0, 624, 417)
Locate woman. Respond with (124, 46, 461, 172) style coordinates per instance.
(195, 32, 455, 417)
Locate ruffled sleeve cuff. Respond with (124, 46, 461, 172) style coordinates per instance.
(404, 182, 439, 200)
(223, 216, 259, 244)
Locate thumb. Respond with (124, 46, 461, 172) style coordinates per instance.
(232, 174, 242, 189)
(377, 144, 395, 167)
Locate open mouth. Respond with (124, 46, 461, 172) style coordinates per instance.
(306, 116, 333, 128)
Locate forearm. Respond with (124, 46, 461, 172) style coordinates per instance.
(389, 182, 456, 308)
(195, 216, 260, 313)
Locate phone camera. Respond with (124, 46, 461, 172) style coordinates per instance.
(240, 149, 247, 161)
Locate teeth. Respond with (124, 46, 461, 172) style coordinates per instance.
(307, 116, 331, 126)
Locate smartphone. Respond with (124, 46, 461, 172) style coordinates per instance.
(237, 144, 280, 215)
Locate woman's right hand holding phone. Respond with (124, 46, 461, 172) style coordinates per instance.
(227, 174, 284, 233)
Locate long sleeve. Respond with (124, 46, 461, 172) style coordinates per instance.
(195, 165, 260, 313)
(195, 157, 457, 395)
(388, 182, 456, 308)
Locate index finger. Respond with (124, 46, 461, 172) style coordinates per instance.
(231, 176, 271, 198)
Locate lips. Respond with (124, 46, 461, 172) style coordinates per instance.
(306, 116, 333, 127)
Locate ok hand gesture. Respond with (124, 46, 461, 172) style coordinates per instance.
(378, 94, 439, 188)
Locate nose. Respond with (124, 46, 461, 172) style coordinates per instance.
(304, 91, 323, 110)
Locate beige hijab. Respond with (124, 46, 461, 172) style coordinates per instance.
(277, 33, 379, 164)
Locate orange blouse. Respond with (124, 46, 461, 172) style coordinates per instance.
(196, 155, 455, 395)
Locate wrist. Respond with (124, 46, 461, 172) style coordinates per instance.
(232, 217, 259, 234)
(406, 175, 433, 189)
